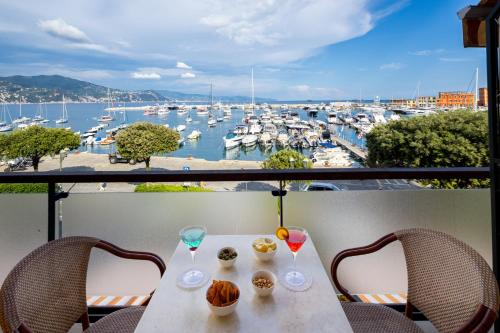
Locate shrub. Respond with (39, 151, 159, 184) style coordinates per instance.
(134, 184, 213, 192)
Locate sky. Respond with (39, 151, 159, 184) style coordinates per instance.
(0, 0, 487, 100)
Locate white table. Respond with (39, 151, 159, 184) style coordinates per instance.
(134, 235, 353, 333)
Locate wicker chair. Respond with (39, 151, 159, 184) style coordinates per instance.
(0, 236, 166, 333)
(331, 228, 499, 333)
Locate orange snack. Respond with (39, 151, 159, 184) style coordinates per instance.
(206, 280, 239, 307)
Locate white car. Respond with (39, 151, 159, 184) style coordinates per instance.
(301, 182, 342, 191)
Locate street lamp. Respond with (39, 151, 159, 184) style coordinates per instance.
(289, 157, 295, 168)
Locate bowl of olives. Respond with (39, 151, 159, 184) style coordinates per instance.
(217, 247, 238, 268)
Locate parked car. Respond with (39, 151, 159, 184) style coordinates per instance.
(301, 182, 342, 191)
(108, 153, 140, 165)
(4, 157, 33, 172)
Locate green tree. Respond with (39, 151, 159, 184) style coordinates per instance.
(4, 126, 80, 171)
(0, 135, 8, 158)
(116, 122, 180, 170)
(262, 149, 312, 170)
(366, 110, 489, 188)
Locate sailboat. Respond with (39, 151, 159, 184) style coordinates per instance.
(0, 103, 13, 132)
(55, 95, 69, 124)
(98, 88, 115, 122)
(33, 103, 50, 123)
(207, 84, 217, 127)
(12, 99, 31, 124)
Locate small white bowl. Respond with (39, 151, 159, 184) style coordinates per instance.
(206, 282, 239, 316)
(252, 238, 277, 262)
(217, 247, 238, 268)
(252, 270, 276, 297)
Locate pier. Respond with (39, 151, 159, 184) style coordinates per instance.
(332, 134, 367, 161)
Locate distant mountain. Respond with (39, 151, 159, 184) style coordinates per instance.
(0, 75, 163, 103)
(154, 90, 273, 103)
(0, 75, 275, 104)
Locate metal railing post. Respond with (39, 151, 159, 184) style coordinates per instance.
(48, 182, 56, 242)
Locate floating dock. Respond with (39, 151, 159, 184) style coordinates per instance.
(332, 135, 367, 161)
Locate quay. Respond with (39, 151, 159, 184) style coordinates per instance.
(332, 134, 367, 161)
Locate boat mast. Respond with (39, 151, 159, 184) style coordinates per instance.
(19, 97, 21, 118)
(474, 67, 479, 112)
(416, 81, 421, 108)
(251, 67, 255, 112)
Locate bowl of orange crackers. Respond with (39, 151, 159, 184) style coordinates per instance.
(206, 280, 240, 316)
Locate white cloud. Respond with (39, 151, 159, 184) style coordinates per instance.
(38, 18, 90, 43)
(439, 57, 472, 62)
(181, 72, 196, 78)
(293, 85, 311, 93)
(409, 49, 444, 56)
(380, 62, 404, 70)
(176, 61, 192, 69)
(3, 0, 404, 66)
(131, 71, 161, 79)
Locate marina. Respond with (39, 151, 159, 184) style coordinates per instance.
(0, 100, 433, 166)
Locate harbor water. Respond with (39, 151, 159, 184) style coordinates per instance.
(1, 102, 374, 162)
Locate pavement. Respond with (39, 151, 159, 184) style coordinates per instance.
(2, 152, 423, 193)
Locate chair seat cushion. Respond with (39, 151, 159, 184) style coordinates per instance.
(342, 302, 425, 333)
(84, 306, 145, 333)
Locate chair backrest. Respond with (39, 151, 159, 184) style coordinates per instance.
(395, 228, 499, 333)
(0, 236, 100, 333)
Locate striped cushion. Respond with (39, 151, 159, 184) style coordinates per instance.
(86, 295, 150, 307)
(340, 293, 407, 304)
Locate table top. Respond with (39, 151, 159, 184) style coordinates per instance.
(134, 235, 353, 333)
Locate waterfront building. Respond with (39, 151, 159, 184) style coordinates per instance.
(416, 96, 436, 108)
(436, 91, 475, 109)
(390, 99, 416, 108)
(479, 87, 488, 106)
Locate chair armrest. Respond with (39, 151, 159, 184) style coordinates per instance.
(330, 233, 397, 302)
(95, 240, 166, 277)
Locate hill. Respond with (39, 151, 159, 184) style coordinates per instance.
(0, 75, 163, 103)
(0, 75, 275, 103)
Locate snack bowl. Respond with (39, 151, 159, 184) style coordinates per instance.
(252, 238, 277, 261)
(206, 281, 240, 316)
(252, 270, 276, 297)
(217, 247, 238, 268)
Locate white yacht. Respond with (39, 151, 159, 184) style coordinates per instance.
(263, 123, 278, 139)
(223, 132, 243, 149)
(276, 133, 289, 147)
(197, 107, 209, 116)
(187, 130, 201, 140)
(355, 113, 370, 124)
(233, 125, 248, 136)
(242, 134, 258, 147)
(223, 109, 232, 119)
(186, 114, 193, 123)
(259, 132, 273, 146)
(207, 114, 217, 127)
(248, 123, 262, 134)
(176, 124, 186, 132)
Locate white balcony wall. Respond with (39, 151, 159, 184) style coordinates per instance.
(0, 190, 491, 296)
(0, 194, 47, 283)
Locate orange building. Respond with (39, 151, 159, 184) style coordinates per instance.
(478, 87, 488, 106)
(436, 91, 475, 109)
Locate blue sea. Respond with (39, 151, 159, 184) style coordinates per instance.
(2, 102, 371, 162)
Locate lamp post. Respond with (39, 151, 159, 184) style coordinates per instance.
(289, 157, 295, 168)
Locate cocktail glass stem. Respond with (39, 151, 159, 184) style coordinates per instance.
(190, 250, 196, 266)
(292, 251, 297, 277)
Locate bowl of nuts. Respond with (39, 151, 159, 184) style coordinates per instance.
(251, 270, 276, 297)
(217, 247, 238, 268)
